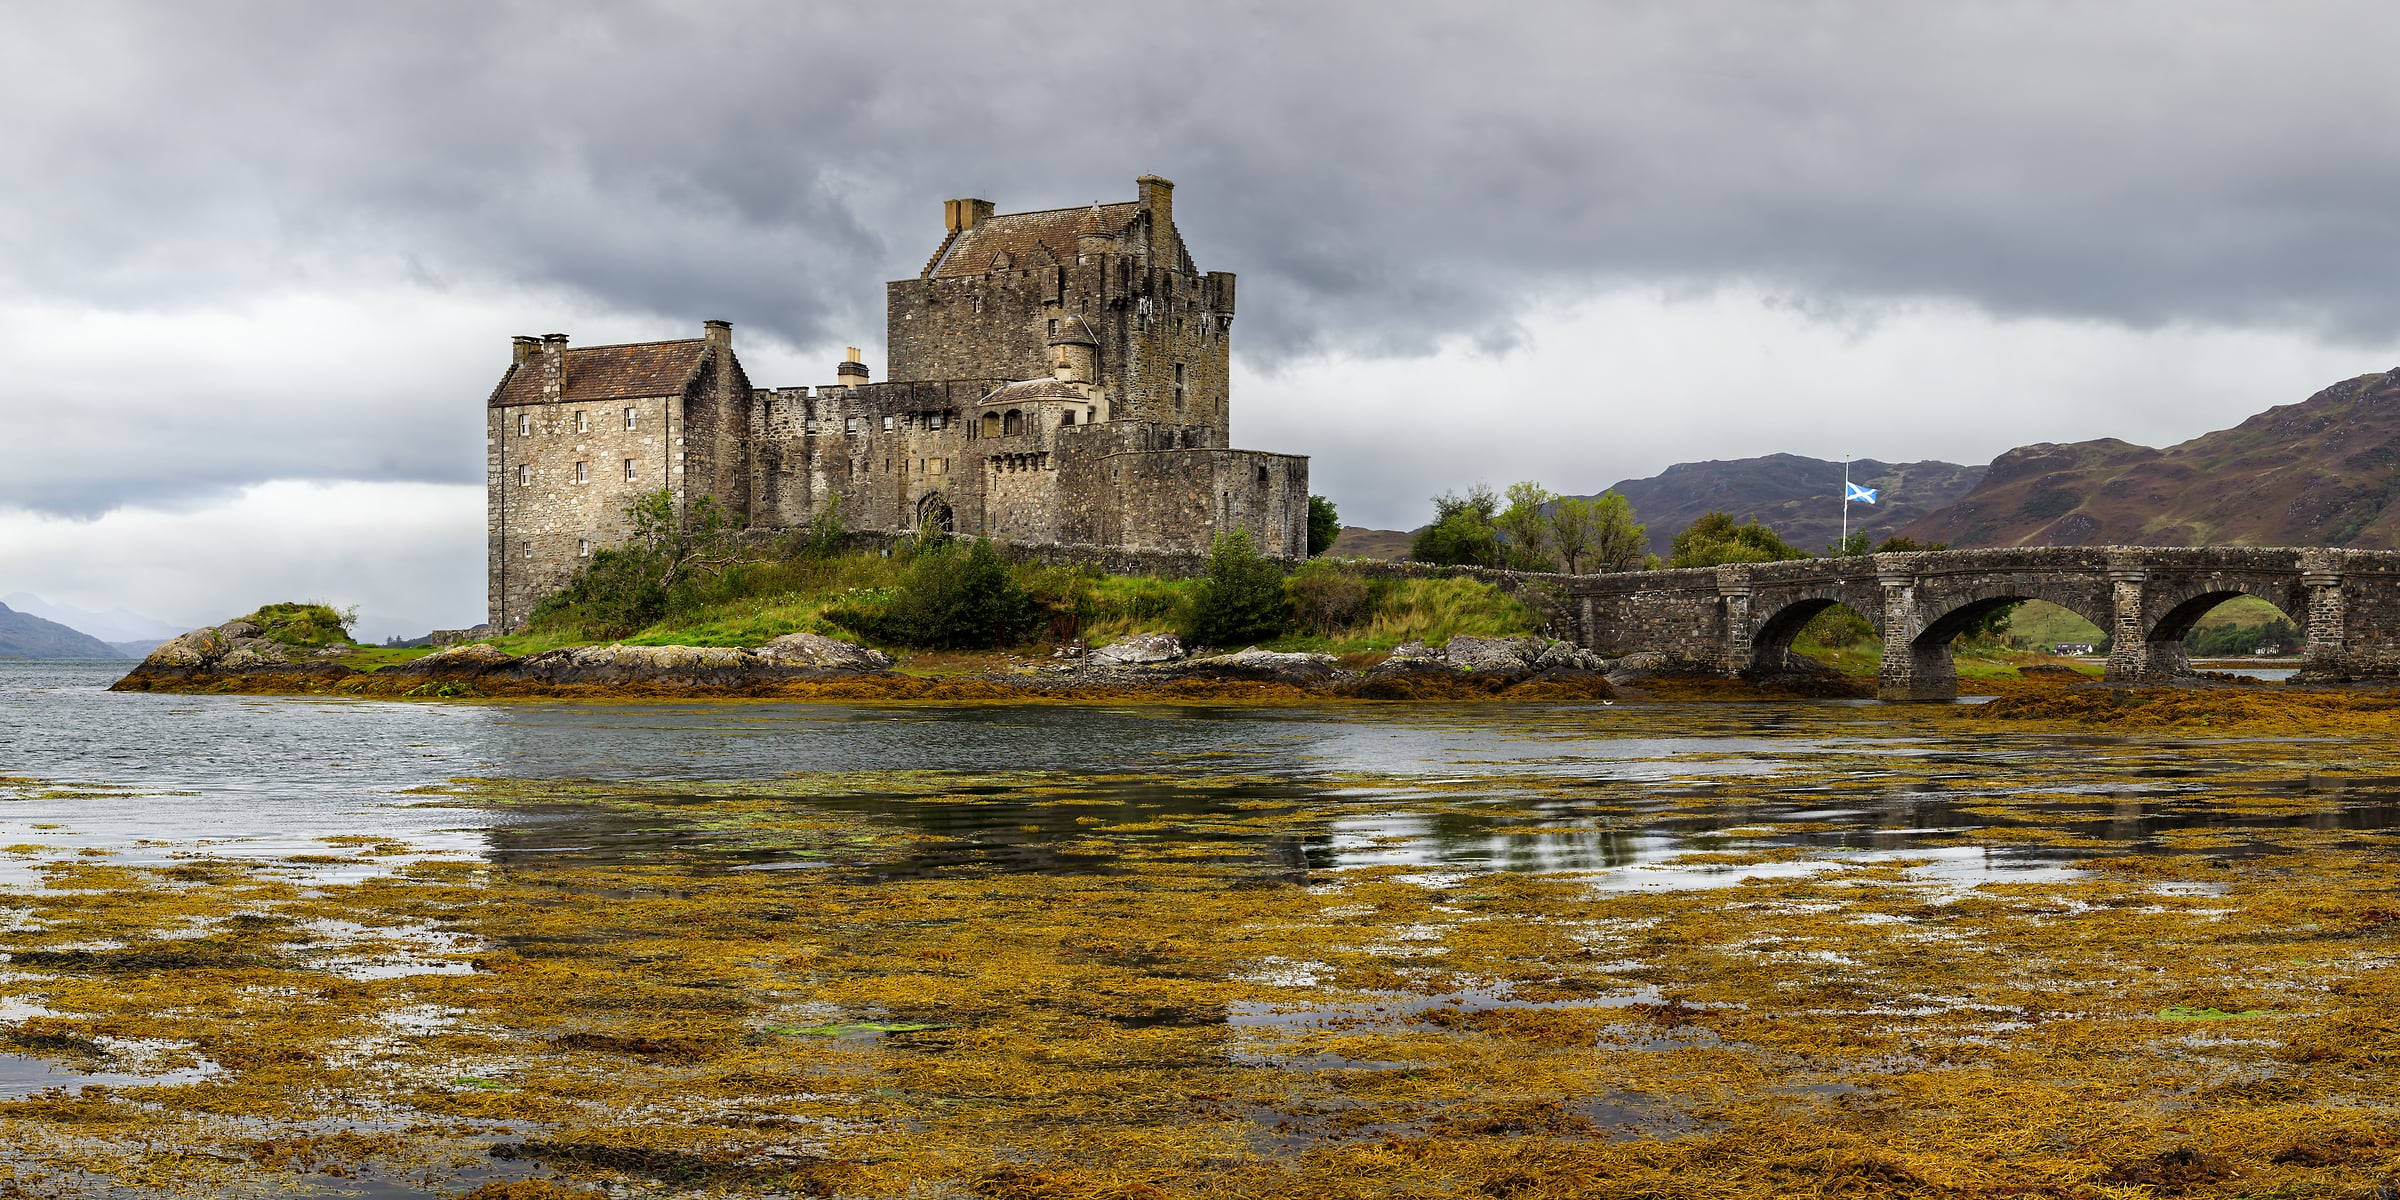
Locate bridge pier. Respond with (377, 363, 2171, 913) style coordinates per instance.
(2101, 560, 2189, 685)
(1874, 567, 1953, 701)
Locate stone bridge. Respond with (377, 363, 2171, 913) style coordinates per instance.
(1565, 546, 2400, 700)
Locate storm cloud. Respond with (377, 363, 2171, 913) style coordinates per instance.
(7, 1, 2400, 627)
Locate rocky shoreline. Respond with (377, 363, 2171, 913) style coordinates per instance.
(110, 623, 1652, 702)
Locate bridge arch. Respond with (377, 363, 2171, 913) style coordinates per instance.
(1889, 580, 2115, 701)
(1749, 591, 1884, 676)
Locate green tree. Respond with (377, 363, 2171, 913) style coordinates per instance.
(1828, 531, 1872, 557)
(1410, 485, 1501, 567)
(529, 489, 743, 638)
(1307, 495, 1342, 557)
(858, 537, 1041, 649)
(626, 488, 742, 591)
(1185, 531, 1293, 647)
(1552, 492, 1648, 573)
(1872, 536, 1947, 553)
(1667, 512, 1809, 568)
(1494, 482, 1558, 572)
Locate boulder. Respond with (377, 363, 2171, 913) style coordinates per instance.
(1604, 651, 1671, 686)
(758, 632, 895, 673)
(383, 643, 516, 678)
(141, 628, 228, 670)
(1366, 640, 1454, 677)
(1187, 646, 1341, 683)
(1532, 639, 1609, 673)
(1443, 635, 1545, 674)
(1091, 632, 1185, 666)
(216, 640, 292, 670)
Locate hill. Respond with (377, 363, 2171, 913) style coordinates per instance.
(1900, 368, 2400, 549)
(1599, 454, 1986, 557)
(0, 602, 129, 658)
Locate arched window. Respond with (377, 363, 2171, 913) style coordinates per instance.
(1003, 409, 1024, 436)
(982, 412, 1001, 438)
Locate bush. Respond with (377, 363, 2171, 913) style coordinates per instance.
(527, 547, 667, 638)
(1552, 492, 1648, 573)
(241, 602, 355, 648)
(1412, 485, 1501, 567)
(1185, 531, 1292, 647)
(836, 537, 1042, 649)
(1668, 512, 1809, 568)
(1285, 560, 1372, 636)
(1307, 495, 1341, 557)
(787, 491, 846, 559)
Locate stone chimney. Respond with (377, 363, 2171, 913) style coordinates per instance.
(1137, 174, 1174, 262)
(836, 346, 869, 389)
(511, 335, 539, 366)
(944, 198, 996, 234)
(541, 333, 567, 402)
(703, 319, 731, 350)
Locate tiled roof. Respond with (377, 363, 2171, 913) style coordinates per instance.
(979, 379, 1100, 405)
(928, 203, 1140, 278)
(488, 340, 711, 408)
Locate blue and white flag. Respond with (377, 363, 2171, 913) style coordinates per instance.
(1844, 482, 1879, 504)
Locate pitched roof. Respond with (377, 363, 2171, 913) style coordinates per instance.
(979, 379, 1100, 405)
(488, 339, 711, 408)
(927, 202, 1141, 279)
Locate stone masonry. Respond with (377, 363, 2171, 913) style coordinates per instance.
(1567, 545, 2400, 699)
(486, 176, 1308, 629)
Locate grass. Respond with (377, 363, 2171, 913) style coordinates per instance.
(489, 550, 1542, 663)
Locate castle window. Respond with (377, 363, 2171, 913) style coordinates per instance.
(575, 461, 590, 484)
(1257, 465, 1269, 485)
(805, 419, 819, 434)
(1174, 363, 1186, 412)
(1061, 411, 1075, 427)
(929, 413, 943, 430)
(1047, 318, 1059, 336)
(883, 415, 895, 431)
(523, 542, 533, 559)
(624, 407, 637, 430)
(578, 539, 592, 557)
(846, 416, 861, 434)
(576, 411, 589, 433)
(1003, 409, 1023, 436)
(981, 412, 1000, 437)
(518, 413, 532, 436)
(624, 459, 637, 481)
(518, 464, 531, 487)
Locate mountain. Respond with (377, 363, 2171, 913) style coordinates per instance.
(0, 603, 129, 659)
(1599, 454, 1987, 557)
(2, 593, 183, 643)
(1899, 368, 2400, 549)
(1328, 526, 1415, 560)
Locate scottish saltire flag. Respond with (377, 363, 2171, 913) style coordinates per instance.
(1845, 482, 1879, 504)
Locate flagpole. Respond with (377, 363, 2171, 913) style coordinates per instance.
(1841, 456, 1851, 550)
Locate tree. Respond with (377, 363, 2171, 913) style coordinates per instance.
(1828, 531, 1872, 557)
(858, 537, 1041, 649)
(1185, 531, 1293, 647)
(1494, 482, 1558, 572)
(1410, 485, 1501, 567)
(1307, 495, 1342, 557)
(1552, 492, 1648, 574)
(1667, 512, 1808, 568)
(625, 488, 742, 591)
(1872, 536, 1947, 553)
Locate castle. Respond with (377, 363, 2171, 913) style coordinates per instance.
(484, 176, 1309, 629)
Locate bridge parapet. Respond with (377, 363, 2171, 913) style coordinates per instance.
(1563, 545, 2400, 699)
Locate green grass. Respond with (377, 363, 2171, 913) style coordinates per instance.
(476, 550, 1541, 662)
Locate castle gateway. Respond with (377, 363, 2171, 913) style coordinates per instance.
(484, 175, 1309, 629)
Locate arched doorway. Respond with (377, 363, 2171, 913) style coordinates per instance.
(916, 492, 955, 535)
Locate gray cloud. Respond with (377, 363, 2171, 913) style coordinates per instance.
(7, 1, 2400, 517)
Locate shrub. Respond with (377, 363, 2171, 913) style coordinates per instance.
(1668, 512, 1809, 568)
(1412, 485, 1501, 567)
(835, 538, 1040, 649)
(1552, 492, 1647, 573)
(1285, 560, 1372, 637)
(526, 547, 668, 639)
(787, 491, 846, 559)
(1185, 531, 1292, 647)
(241, 602, 355, 648)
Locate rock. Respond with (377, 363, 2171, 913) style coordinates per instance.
(1444, 635, 1544, 674)
(141, 628, 228, 670)
(1532, 639, 1609, 672)
(1604, 650, 1671, 686)
(383, 643, 516, 677)
(216, 640, 291, 670)
(1187, 646, 1341, 683)
(1091, 632, 1185, 666)
(217, 620, 261, 640)
(1366, 640, 1454, 677)
(758, 632, 894, 673)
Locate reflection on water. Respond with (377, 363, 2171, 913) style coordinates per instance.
(8, 660, 2400, 893)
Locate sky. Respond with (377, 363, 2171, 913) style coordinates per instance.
(7, 1, 2400, 639)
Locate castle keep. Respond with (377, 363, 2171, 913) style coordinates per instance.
(485, 176, 1309, 629)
